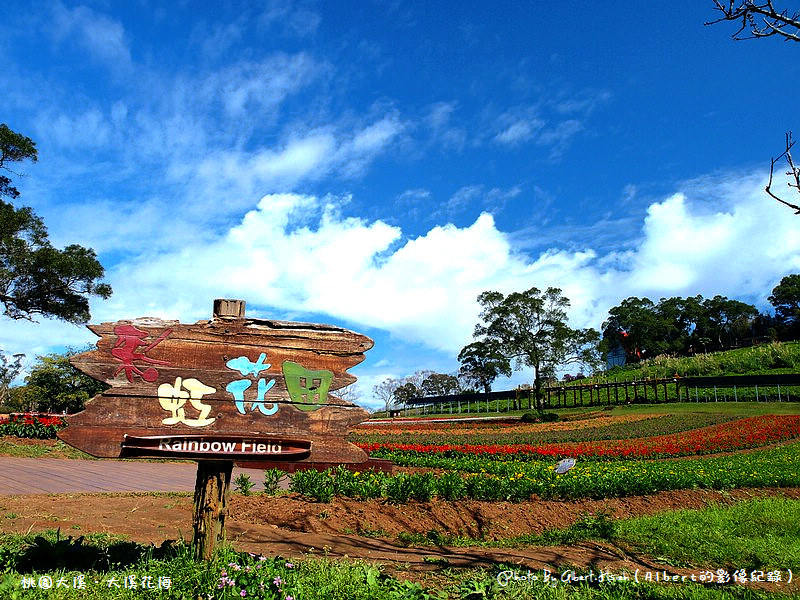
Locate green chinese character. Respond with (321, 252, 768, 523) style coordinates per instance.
(282, 361, 333, 411)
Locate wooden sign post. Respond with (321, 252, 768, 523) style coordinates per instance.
(59, 299, 374, 560)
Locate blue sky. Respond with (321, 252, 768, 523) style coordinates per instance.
(2, 1, 800, 410)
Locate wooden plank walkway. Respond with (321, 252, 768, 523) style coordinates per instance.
(0, 457, 268, 495)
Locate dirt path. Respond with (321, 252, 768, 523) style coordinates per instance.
(2, 486, 799, 592)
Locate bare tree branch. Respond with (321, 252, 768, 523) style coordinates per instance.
(707, 1, 800, 42)
(707, 4, 800, 214)
(766, 132, 800, 214)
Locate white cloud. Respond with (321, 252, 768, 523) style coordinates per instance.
(425, 101, 467, 151)
(630, 187, 800, 298)
(447, 185, 483, 211)
(187, 115, 405, 200)
(537, 119, 583, 158)
(3, 172, 800, 410)
(258, 1, 321, 37)
(427, 102, 456, 129)
(554, 89, 613, 116)
(49, 2, 132, 66)
(35, 108, 112, 149)
(208, 54, 322, 119)
(494, 120, 539, 145)
(441, 184, 522, 217)
(397, 188, 432, 203)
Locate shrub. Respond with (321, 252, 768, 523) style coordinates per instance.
(289, 469, 334, 502)
(520, 411, 558, 423)
(233, 473, 255, 495)
(435, 471, 465, 501)
(384, 474, 412, 503)
(263, 469, 284, 496)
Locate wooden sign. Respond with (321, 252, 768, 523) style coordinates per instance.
(59, 299, 377, 561)
(59, 301, 374, 465)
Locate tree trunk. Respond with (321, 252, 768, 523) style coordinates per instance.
(192, 460, 233, 561)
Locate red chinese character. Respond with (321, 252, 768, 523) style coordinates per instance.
(111, 324, 172, 382)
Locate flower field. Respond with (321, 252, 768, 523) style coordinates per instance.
(280, 409, 800, 504)
(289, 442, 800, 502)
(354, 415, 800, 460)
(352, 412, 735, 447)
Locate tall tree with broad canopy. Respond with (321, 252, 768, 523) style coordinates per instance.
(0, 124, 112, 324)
(601, 297, 672, 360)
(393, 381, 419, 407)
(700, 295, 759, 348)
(420, 372, 461, 397)
(471, 287, 600, 409)
(457, 339, 511, 394)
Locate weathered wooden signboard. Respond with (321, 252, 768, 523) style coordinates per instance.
(58, 299, 375, 559)
(60, 300, 372, 464)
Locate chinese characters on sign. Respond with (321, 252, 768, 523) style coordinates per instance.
(61, 311, 374, 464)
(111, 324, 172, 382)
(158, 377, 216, 426)
(20, 575, 172, 590)
(225, 353, 278, 415)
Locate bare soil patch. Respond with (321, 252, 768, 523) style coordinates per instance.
(2, 486, 799, 588)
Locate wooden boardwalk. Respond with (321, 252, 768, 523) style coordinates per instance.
(0, 457, 267, 495)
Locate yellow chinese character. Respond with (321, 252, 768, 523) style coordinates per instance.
(158, 377, 216, 426)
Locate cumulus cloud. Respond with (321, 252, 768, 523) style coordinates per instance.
(3, 171, 799, 408)
(80, 171, 799, 359)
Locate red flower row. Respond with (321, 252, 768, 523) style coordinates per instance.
(356, 415, 800, 459)
(6, 413, 65, 427)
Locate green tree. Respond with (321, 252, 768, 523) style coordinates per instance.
(472, 287, 600, 409)
(656, 296, 700, 354)
(420, 372, 461, 397)
(0, 124, 112, 324)
(601, 297, 670, 361)
(0, 351, 24, 407)
(769, 274, 800, 338)
(457, 339, 511, 394)
(602, 294, 759, 360)
(700, 295, 758, 349)
(392, 381, 419, 406)
(24, 348, 108, 414)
